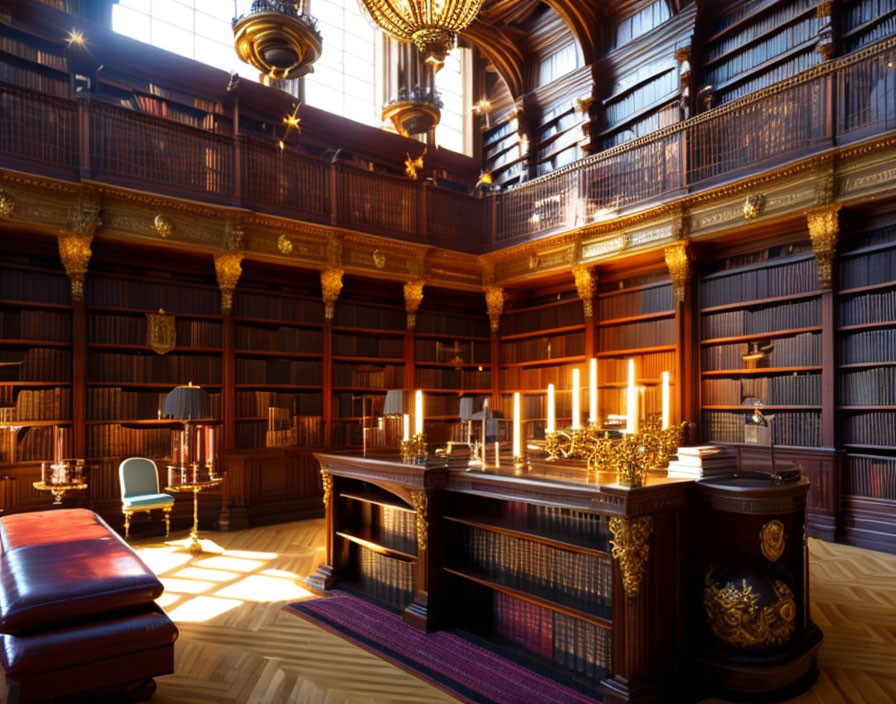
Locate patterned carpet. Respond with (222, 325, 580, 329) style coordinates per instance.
(127, 520, 896, 704)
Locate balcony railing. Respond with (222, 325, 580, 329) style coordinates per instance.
(0, 37, 894, 253)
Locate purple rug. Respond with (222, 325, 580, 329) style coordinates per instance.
(285, 595, 600, 704)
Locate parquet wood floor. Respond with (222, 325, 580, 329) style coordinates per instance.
(131, 521, 896, 704)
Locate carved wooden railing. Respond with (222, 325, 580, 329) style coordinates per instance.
(0, 37, 895, 252)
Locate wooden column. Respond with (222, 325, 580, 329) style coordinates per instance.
(665, 240, 695, 429)
(485, 286, 504, 408)
(321, 268, 343, 447)
(403, 280, 423, 390)
(214, 252, 243, 452)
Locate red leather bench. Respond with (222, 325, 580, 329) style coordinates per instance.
(0, 509, 178, 703)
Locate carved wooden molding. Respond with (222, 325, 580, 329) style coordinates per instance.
(0, 189, 14, 219)
(320, 469, 332, 507)
(404, 279, 424, 330)
(807, 204, 840, 289)
(609, 515, 654, 599)
(320, 268, 344, 320)
(214, 252, 244, 314)
(409, 489, 428, 551)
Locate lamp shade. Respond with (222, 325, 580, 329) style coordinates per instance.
(383, 389, 410, 416)
(163, 383, 211, 421)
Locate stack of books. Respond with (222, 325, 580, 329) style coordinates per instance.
(667, 445, 736, 478)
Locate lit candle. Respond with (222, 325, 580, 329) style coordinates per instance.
(661, 371, 671, 430)
(494, 441, 500, 467)
(512, 392, 522, 460)
(589, 357, 598, 425)
(546, 384, 556, 433)
(402, 413, 410, 441)
(414, 390, 424, 436)
(571, 368, 581, 430)
(626, 359, 639, 434)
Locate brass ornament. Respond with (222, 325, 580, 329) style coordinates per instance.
(373, 249, 387, 269)
(0, 189, 14, 218)
(320, 470, 332, 507)
(404, 279, 424, 330)
(704, 572, 796, 649)
(146, 309, 176, 355)
(807, 204, 840, 289)
(68, 195, 102, 237)
(572, 265, 595, 318)
(664, 240, 692, 304)
(743, 193, 765, 220)
(277, 234, 293, 255)
(760, 519, 786, 562)
(214, 252, 244, 314)
(225, 218, 246, 251)
(484, 285, 504, 333)
(233, 3, 322, 80)
(320, 268, 344, 320)
(325, 234, 342, 268)
(58, 232, 93, 302)
(609, 515, 653, 598)
(154, 214, 174, 238)
(409, 489, 428, 551)
(404, 151, 425, 180)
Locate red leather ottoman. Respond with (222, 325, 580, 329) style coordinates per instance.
(0, 509, 178, 703)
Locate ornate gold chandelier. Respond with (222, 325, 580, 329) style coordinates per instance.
(358, 0, 485, 69)
(233, 1, 322, 81)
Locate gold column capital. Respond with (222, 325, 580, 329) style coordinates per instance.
(609, 515, 654, 599)
(321, 268, 344, 320)
(404, 279, 424, 330)
(58, 232, 93, 302)
(572, 265, 595, 319)
(807, 204, 841, 289)
(664, 240, 693, 304)
(0, 189, 15, 219)
(484, 285, 505, 334)
(214, 252, 244, 314)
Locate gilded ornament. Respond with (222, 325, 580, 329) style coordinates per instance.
(320, 470, 332, 507)
(807, 204, 840, 288)
(664, 240, 692, 304)
(704, 572, 796, 649)
(372, 249, 387, 269)
(320, 268, 344, 320)
(609, 516, 653, 598)
(58, 232, 93, 302)
(760, 520, 786, 562)
(743, 193, 765, 220)
(528, 253, 540, 271)
(0, 189, 14, 218)
(484, 286, 504, 333)
(224, 218, 246, 251)
(409, 489, 428, 551)
(277, 234, 294, 255)
(146, 309, 176, 355)
(404, 151, 424, 180)
(325, 234, 342, 268)
(214, 252, 244, 314)
(68, 196, 102, 237)
(154, 214, 174, 238)
(816, 0, 833, 17)
(404, 279, 424, 330)
(572, 265, 595, 319)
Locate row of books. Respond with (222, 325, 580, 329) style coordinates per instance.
(415, 368, 491, 390)
(702, 333, 821, 369)
(332, 304, 405, 331)
(333, 334, 402, 359)
(86, 424, 171, 459)
(330, 421, 364, 447)
(700, 257, 817, 308)
(600, 352, 676, 381)
(234, 293, 324, 324)
(499, 363, 581, 391)
(9, 387, 71, 420)
(839, 244, 896, 290)
(0, 310, 70, 341)
(844, 11, 896, 51)
(332, 363, 404, 389)
(86, 277, 219, 316)
(0, 57, 69, 97)
(236, 359, 321, 386)
(414, 339, 490, 364)
(667, 446, 737, 478)
(597, 318, 675, 351)
(235, 324, 321, 353)
(839, 367, 896, 406)
(89, 315, 222, 347)
(416, 312, 490, 338)
(462, 526, 613, 613)
(0, 269, 69, 305)
(597, 284, 673, 319)
(707, 0, 816, 61)
(718, 50, 820, 103)
(839, 329, 896, 363)
(605, 69, 677, 129)
(839, 288, 896, 326)
(0, 425, 71, 463)
(702, 410, 822, 446)
(14, 348, 71, 381)
(846, 454, 896, 500)
(357, 545, 416, 611)
(380, 506, 418, 555)
(86, 387, 221, 420)
(843, 412, 896, 446)
(702, 299, 819, 339)
(235, 391, 322, 418)
(234, 419, 321, 449)
(522, 504, 610, 547)
(500, 300, 583, 336)
(702, 373, 821, 405)
(500, 333, 585, 364)
(0, 30, 67, 71)
(88, 353, 221, 384)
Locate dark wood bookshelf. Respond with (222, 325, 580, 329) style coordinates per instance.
(700, 327, 822, 345)
(335, 528, 417, 562)
(699, 290, 822, 314)
(702, 366, 822, 376)
(444, 514, 610, 558)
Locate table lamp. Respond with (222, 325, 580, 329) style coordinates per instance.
(163, 382, 211, 483)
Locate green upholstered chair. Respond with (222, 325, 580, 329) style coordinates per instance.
(118, 457, 174, 539)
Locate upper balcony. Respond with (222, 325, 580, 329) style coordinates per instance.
(1, 36, 895, 254)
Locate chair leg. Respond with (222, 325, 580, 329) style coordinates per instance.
(123, 511, 132, 540)
(163, 508, 172, 538)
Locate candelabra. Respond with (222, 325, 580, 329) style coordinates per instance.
(400, 433, 427, 464)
